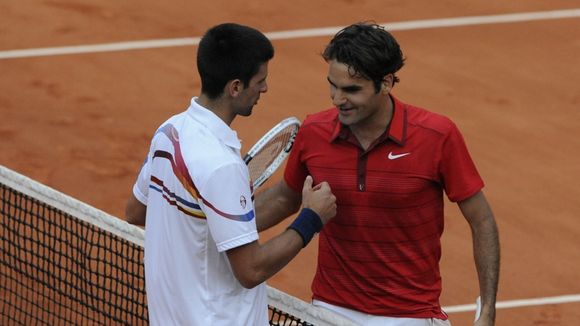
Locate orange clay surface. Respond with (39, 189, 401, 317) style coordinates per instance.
(1, 1, 580, 325)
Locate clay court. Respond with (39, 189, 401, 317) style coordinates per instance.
(1, 1, 580, 325)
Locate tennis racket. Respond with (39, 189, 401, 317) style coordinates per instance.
(244, 117, 300, 189)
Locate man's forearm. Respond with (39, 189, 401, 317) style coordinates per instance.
(473, 214, 500, 324)
(254, 181, 301, 231)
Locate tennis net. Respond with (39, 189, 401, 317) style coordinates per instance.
(0, 165, 354, 326)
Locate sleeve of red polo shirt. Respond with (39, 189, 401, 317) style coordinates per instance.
(284, 125, 309, 193)
(439, 122, 485, 202)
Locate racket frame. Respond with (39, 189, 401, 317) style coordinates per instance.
(243, 116, 300, 189)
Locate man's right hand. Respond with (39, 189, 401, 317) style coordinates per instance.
(301, 175, 336, 223)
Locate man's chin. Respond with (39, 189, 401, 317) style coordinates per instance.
(240, 108, 253, 117)
(338, 115, 354, 126)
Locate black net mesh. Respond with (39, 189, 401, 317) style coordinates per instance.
(0, 184, 147, 325)
(0, 182, 315, 325)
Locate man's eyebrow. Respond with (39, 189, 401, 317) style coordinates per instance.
(327, 77, 362, 92)
(326, 76, 335, 86)
(342, 85, 362, 92)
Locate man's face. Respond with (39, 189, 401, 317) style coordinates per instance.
(326, 59, 388, 128)
(234, 62, 269, 117)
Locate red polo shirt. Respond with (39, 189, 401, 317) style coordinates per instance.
(284, 95, 483, 319)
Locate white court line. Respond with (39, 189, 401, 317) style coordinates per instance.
(0, 8, 579, 59)
(444, 294, 580, 313)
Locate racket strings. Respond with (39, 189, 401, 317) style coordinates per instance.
(247, 126, 295, 183)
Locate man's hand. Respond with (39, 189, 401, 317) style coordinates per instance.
(301, 175, 336, 223)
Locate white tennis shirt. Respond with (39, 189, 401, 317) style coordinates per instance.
(133, 97, 268, 325)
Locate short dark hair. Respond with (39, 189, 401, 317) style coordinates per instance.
(323, 22, 405, 92)
(197, 23, 274, 99)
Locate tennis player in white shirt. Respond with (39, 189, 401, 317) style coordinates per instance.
(125, 23, 337, 326)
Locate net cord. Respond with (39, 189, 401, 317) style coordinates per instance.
(0, 165, 357, 326)
(0, 165, 144, 246)
(268, 287, 357, 326)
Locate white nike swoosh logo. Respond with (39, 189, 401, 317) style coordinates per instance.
(388, 151, 411, 160)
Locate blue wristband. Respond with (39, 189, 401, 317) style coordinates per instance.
(288, 208, 323, 247)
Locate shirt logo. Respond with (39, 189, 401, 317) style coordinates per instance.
(240, 195, 247, 209)
(388, 151, 411, 160)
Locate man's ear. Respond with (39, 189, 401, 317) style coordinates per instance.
(226, 79, 244, 97)
(381, 74, 394, 94)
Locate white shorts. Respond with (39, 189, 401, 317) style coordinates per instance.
(312, 299, 452, 326)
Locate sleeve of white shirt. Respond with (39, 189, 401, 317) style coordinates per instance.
(200, 162, 258, 252)
(132, 151, 153, 205)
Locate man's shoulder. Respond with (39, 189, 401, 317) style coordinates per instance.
(405, 102, 457, 136)
(302, 108, 337, 128)
(154, 112, 239, 168)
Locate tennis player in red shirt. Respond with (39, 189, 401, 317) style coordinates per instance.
(256, 22, 500, 326)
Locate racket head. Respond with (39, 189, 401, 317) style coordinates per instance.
(244, 117, 300, 189)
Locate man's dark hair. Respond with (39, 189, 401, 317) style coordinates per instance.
(197, 23, 274, 99)
(323, 22, 405, 92)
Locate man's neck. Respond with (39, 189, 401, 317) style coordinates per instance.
(349, 95, 394, 150)
(196, 94, 235, 126)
